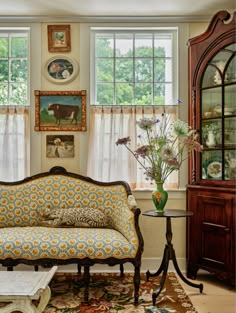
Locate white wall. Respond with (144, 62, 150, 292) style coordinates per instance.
(38, 20, 207, 271)
(0, 19, 208, 272)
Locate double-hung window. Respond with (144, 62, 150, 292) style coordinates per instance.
(87, 28, 179, 189)
(0, 28, 30, 181)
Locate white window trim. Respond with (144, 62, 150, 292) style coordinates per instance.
(0, 22, 42, 175)
(90, 27, 179, 106)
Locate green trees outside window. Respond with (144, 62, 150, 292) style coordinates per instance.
(0, 31, 29, 105)
(94, 31, 175, 106)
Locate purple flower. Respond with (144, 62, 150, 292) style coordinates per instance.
(164, 158, 180, 169)
(115, 103, 201, 184)
(115, 137, 131, 146)
(134, 145, 151, 158)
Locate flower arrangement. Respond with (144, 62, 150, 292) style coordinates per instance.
(116, 112, 202, 185)
(49, 61, 72, 80)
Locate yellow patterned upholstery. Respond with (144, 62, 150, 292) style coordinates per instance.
(0, 175, 139, 261)
(0, 227, 137, 260)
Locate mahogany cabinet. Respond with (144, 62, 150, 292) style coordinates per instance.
(186, 10, 236, 284)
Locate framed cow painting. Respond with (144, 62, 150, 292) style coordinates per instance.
(34, 90, 86, 131)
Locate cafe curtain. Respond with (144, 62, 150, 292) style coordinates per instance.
(0, 106, 30, 182)
(87, 105, 178, 190)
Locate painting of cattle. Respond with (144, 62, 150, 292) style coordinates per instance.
(48, 103, 80, 125)
(34, 90, 86, 131)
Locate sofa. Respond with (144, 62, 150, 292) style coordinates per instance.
(0, 166, 144, 304)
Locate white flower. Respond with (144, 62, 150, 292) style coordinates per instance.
(116, 108, 202, 184)
(62, 69, 71, 79)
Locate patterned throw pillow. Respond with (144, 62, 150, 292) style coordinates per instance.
(37, 207, 108, 228)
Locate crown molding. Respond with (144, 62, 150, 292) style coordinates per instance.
(0, 14, 215, 23)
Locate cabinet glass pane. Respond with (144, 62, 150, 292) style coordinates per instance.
(202, 150, 222, 180)
(225, 150, 236, 180)
(226, 55, 236, 83)
(225, 84, 236, 112)
(225, 117, 236, 146)
(202, 43, 235, 87)
(201, 88, 221, 118)
(202, 65, 218, 87)
(202, 119, 221, 147)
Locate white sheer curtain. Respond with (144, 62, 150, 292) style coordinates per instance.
(87, 105, 178, 190)
(0, 106, 30, 182)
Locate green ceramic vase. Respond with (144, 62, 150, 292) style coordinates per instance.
(152, 182, 168, 212)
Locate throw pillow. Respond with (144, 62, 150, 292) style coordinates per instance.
(37, 207, 108, 227)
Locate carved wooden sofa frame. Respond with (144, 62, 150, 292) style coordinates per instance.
(0, 166, 144, 304)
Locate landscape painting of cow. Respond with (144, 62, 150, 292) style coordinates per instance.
(34, 90, 86, 131)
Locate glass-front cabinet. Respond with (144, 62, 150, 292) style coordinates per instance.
(187, 11, 236, 285)
(201, 44, 236, 182)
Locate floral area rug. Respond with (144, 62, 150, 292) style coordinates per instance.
(44, 272, 198, 313)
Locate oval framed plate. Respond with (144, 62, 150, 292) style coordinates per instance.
(207, 161, 222, 178)
(44, 55, 79, 84)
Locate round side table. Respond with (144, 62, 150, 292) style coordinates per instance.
(143, 209, 203, 306)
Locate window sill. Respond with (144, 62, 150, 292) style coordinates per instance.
(132, 188, 186, 200)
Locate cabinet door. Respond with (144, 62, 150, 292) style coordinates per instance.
(187, 187, 235, 283)
(197, 195, 231, 275)
(200, 44, 236, 185)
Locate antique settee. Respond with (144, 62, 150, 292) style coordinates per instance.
(0, 166, 144, 304)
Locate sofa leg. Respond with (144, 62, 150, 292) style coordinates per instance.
(77, 264, 82, 274)
(120, 264, 124, 277)
(134, 265, 140, 305)
(83, 265, 90, 304)
(7, 266, 13, 271)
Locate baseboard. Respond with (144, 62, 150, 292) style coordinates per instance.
(0, 257, 187, 273)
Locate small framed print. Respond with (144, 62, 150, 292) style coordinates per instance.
(44, 55, 79, 84)
(48, 24, 71, 52)
(34, 90, 86, 131)
(46, 135, 74, 158)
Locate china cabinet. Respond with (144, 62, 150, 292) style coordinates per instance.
(187, 11, 236, 284)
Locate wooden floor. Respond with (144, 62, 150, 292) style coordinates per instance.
(179, 272, 236, 313)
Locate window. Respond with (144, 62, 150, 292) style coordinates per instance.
(91, 29, 177, 106)
(88, 28, 179, 189)
(0, 28, 30, 181)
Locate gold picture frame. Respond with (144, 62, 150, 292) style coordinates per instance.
(34, 90, 86, 131)
(47, 25, 71, 52)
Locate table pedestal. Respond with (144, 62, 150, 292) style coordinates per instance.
(144, 210, 203, 306)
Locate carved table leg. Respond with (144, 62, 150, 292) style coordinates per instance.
(0, 286, 51, 313)
(36, 286, 52, 312)
(146, 216, 203, 306)
(146, 246, 166, 282)
(152, 244, 170, 305)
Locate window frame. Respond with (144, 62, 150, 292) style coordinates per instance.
(0, 27, 30, 106)
(90, 27, 178, 106)
(0, 26, 31, 181)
